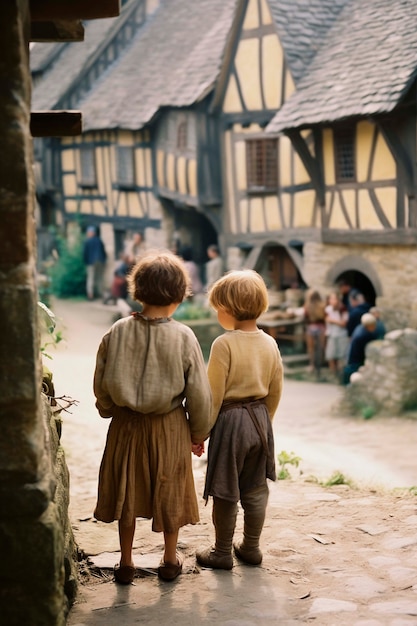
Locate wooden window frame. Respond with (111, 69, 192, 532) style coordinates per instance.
(334, 126, 356, 183)
(115, 145, 136, 190)
(246, 138, 278, 193)
(79, 145, 97, 188)
(177, 119, 187, 150)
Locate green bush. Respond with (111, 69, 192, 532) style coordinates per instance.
(173, 300, 211, 321)
(48, 234, 86, 297)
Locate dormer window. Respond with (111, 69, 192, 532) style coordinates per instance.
(246, 138, 278, 193)
(334, 126, 356, 182)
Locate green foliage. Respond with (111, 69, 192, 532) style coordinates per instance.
(321, 471, 354, 488)
(361, 405, 376, 420)
(38, 301, 64, 360)
(173, 300, 211, 321)
(48, 233, 86, 297)
(408, 486, 417, 496)
(277, 450, 302, 480)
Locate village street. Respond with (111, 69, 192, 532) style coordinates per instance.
(48, 298, 417, 625)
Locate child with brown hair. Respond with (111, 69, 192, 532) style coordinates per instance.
(93, 250, 212, 584)
(196, 269, 284, 570)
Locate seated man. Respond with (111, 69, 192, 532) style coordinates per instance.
(343, 313, 381, 385)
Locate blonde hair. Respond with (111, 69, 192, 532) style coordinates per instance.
(208, 269, 268, 321)
(127, 249, 191, 305)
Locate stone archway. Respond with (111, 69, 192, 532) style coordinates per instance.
(326, 255, 383, 305)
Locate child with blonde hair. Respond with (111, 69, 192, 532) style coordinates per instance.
(93, 250, 212, 584)
(196, 270, 283, 569)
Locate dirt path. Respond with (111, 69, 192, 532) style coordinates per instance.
(48, 298, 417, 625)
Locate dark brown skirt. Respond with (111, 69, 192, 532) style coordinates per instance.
(203, 399, 276, 502)
(94, 405, 199, 533)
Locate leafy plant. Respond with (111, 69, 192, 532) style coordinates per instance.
(361, 405, 376, 420)
(48, 232, 86, 297)
(38, 301, 64, 360)
(277, 450, 302, 480)
(321, 471, 354, 488)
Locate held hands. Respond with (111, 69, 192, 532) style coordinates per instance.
(192, 441, 205, 457)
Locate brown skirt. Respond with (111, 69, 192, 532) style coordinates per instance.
(94, 405, 199, 533)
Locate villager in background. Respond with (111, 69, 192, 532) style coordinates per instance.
(179, 245, 203, 298)
(325, 291, 349, 379)
(303, 289, 326, 373)
(346, 290, 371, 337)
(205, 244, 224, 291)
(83, 225, 107, 301)
(196, 270, 283, 570)
(343, 312, 382, 384)
(93, 251, 212, 584)
(124, 231, 147, 264)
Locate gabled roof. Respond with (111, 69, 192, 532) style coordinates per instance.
(268, 0, 417, 133)
(79, 0, 237, 131)
(31, 1, 132, 111)
(269, 0, 349, 84)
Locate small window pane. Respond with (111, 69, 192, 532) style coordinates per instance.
(116, 146, 135, 187)
(80, 146, 96, 187)
(334, 127, 356, 182)
(246, 139, 278, 192)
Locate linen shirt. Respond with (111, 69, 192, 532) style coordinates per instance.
(207, 328, 283, 425)
(94, 315, 212, 442)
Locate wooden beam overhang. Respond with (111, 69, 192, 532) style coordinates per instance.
(377, 120, 415, 198)
(285, 128, 325, 206)
(30, 111, 82, 137)
(29, 0, 120, 21)
(30, 20, 84, 42)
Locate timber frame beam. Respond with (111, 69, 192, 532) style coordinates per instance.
(29, 0, 120, 22)
(30, 111, 82, 137)
(285, 128, 325, 206)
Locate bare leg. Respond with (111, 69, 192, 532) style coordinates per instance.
(118, 519, 136, 568)
(163, 530, 179, 564)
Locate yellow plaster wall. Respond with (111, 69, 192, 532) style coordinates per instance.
(242, 0, 259, 30)
(117, 194, 128, 216)
(65, 199, 77, 213)
(323, 129, 335, 186)
(259, 0, 273, 24)
(177, 156, 187, 195)
(249, 196, 265, 232)
(372, 133, 396, 180)
(223, 74, 242, 113)
(264, 195, 281, 230)
(239, 198, 249, 232)
(188, 158, 198, 197)
(235, 38, 263, 110)
(225, 131, 237, 233)
(135, 148, 147, 187)
(61, 149, 75, 172)
(144, 148, 152, 187)
(374, 187, 397, 227)
(281, 193, 291, 228)
(293, 152, 310, 186)
(293, 190, 316, 227)
(235, 141, 247, 191)
(262, 34, 282, 109)
(358, 189, 384, 229)
(356, 121, 374, 183)
(127, 192, 141, 217)
(166, 153, 175, 191)
(63, 174, 77, 196)
(118, 130, 134, 147)
(329, 190, 356, 229)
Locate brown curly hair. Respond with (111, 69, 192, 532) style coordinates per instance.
(127, 250, 191, 305)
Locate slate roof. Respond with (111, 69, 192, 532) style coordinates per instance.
(31, 0, 138, 111)
(268, 0, 417, 133)
(79, 0, 237, 131)
(269, 0, 349, 84)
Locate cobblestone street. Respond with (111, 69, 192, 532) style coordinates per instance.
(48, 298, 417, 625)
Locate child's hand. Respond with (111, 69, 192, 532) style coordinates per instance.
(192, 442, 205, 457)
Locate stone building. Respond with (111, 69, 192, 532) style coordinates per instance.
(0, 2, 119, 624)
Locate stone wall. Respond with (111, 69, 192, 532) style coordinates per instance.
(340, 329, 417, 417)
(0, 3, 77, 623)
(302, 242, 417, 330)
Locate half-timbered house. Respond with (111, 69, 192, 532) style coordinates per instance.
(32, 0, 417, 326)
